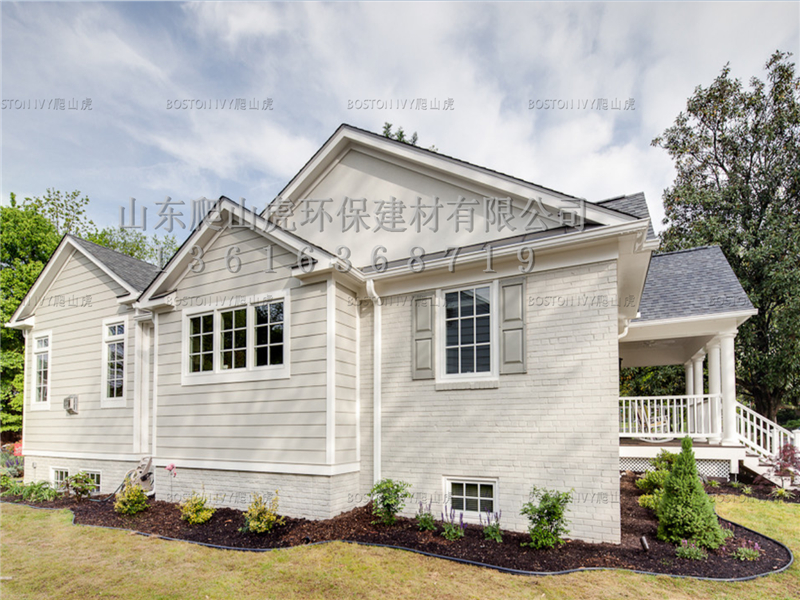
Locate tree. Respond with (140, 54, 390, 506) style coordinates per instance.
(0, 195, 60, 437)
(24, 188, 95, 237)
(652, 51, 800, 421)
(87, 227, 177, 267)
(382, 122, 437, 151)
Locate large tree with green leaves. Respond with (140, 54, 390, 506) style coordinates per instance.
(1, 190, 177, 438)
(652, 51, 800, 421)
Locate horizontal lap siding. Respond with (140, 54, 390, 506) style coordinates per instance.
(24, 252, 135, 455)
(335, 285, 358, 464)
(156, 227, 329, 466)
(378, 261, 621, 543)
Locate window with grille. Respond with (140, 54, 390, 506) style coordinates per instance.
(33, 333, 51, 405)
(444, 286, 492, 375)
(104, 322, 125, 398)
(449, 481, 494, 513)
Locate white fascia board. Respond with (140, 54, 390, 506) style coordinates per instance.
(626, 309, 759, 342)
(369, 219, 649, 282)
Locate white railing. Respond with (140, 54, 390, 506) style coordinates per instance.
(736, 402, 794, 459)
(619, 395, 721, 439)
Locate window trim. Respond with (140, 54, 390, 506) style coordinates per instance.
(84, 470, 102, 493)
(30, 330, 52, 411)
(51, 467, 69, 488)
(435, 281, 499, 383)
(181, 293, 290, 386)
(442, 476, 499, 524)
(100, 316, 129, 408)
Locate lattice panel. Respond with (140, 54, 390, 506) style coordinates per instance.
(620, 458, 729, 479)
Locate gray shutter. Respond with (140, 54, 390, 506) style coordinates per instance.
(500, 277, 526, 374)
(412, 294, 435, 380)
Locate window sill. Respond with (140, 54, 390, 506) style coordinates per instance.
(181, 367, 290, 386)
(435, 379, 499, 391)
(101, 399, 127, 409)
(29, 402, 51, 412)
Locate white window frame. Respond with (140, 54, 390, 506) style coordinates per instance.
(100, 316, 129, 408)
(31, 331, 52, 411)
(51, 467, 69, 488)
(436, 281, 499, 383)
(181, 293, 290, 386)
(443, 476, 499, 524)
(85, 470, 102, 492)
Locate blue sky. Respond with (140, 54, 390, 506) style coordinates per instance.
(2, 1, 798, 243)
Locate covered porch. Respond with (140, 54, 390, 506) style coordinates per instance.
(615, 246, 798, 479)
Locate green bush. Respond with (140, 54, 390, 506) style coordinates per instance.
(520, 486, 573, 549)
(240, 491, 285, 534)
(64, 472, 97, 501)
(638, 488, 664, 514)
(730, 541, 763, 561)
(651, 449, 678, 472)
(675, 539, 708, 560)
(21, 481, 60, 502)
(179, 491, 215, 525)
(114, 480, 148, 515)
(657, 437, 725, 549)
(369, 478, 412, 526)
(416, 501, 436, 532)
(0, 475, 25, 496)
(636, 469, 670, 494)
(440, 508, 465, 541)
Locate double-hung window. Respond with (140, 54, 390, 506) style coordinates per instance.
(184, 297, 289, 384)
(101, 318, 127, 407)
(444, 286, 492, 375)
(32, 332, 52, 410)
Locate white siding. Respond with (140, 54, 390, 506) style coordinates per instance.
(23, 252, 136, 455)
(155, 226, 330, 466)
(334, 283, 358, 465)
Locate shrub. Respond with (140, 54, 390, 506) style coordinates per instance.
(657, 437, 725, 549)
(369, 478, 412, 526)
(636, 469, 669, 494)
(520, 486, 573, 549)
(705, 479, 720, 488)
(730, 480, 743, 489)
(1, 451, 24, 477)
(481, 510, 503, 543)
(416, 501, 436, 532)
(114, 480, 148, 515)
(675, 539, 708, 560)
(180, 491, 215, 525)
(240, 491, 285, 534)
(651, 449, 678, 472)
(440, 508, 465, 541)
(64, 472, 97, 501)
(763, 443, 800, 487)
(769, 487, 796, 501)
(742, 485, 753, 496)
(21, 481, 60, 502)
(638, 489, 664, 514)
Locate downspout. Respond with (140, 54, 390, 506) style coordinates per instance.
(366, 279, 382, 483)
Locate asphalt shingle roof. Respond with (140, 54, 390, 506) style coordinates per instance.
(70, 235, 161, 292)
(635, 246, 754, 322)
(596, 193, 657, 240)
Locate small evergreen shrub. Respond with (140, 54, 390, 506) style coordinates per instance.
(416, 501, 436, 532)
(638, 489, 664, 514)
(64, 472, 97, 501)
(520, 486, 573, 549)
(636, 469, 670, 494)
(240, 491, 285, 533)
(481, 510, 503, 543)
(180, 491, 215, 525)
(440, 508, 465, 541)
(675, 539, 708, 560)
(651, 449, 678, 472)
(114, 481, 148, 515)
(657, 437, 725, 549)
(369, 478, 412, 525)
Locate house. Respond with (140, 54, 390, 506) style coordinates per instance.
(9, 124, 796, 544)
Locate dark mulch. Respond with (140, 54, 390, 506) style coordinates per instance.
(2, 475, 792, 578)
(706, 480, 800, 504)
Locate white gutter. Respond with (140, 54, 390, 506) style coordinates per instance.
(366, 279, 382, 483)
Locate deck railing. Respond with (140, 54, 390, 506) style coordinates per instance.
(619, 395, 721, 439)
(736, 402, 795, 459)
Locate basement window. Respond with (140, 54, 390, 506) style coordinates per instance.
(448, 480, 495, 513)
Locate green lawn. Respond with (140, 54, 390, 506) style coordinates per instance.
(1, 498, 799, 600)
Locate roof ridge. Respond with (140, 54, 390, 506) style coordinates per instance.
(652, 245, 720, 258)
(67, 234, 160, 269)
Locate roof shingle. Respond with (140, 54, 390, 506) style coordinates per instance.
(70, 236, 161, 292)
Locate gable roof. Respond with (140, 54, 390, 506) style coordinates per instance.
(69, 236, 161, 292)
(635, 246, 754, 322)
(597, 193, 657, 240)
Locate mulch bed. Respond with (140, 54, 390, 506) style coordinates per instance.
(2, 474, 792, 579)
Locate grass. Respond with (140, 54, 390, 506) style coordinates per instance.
(1, 497, 799, 599)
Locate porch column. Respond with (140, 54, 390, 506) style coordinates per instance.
(707, 340, 722, 444)
(693, 351, 706, 440)
(720, 332, 738, 446)
(685, 360, 694, 434)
